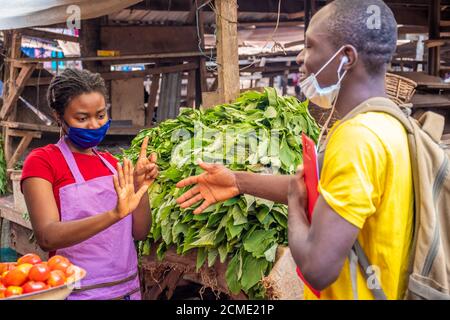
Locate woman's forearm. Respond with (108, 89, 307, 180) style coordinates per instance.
(234, 171, 291, 204)
(34, 210, 120, 252)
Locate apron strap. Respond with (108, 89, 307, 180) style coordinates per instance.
(111, 287, 141, 300)
(73, 271, 139, 293)
(92, 148, 118, 175)
(56, 138, 85, 184)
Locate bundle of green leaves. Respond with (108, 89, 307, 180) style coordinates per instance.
(0, 135, 8, 195)
(122, 88, 319, 299)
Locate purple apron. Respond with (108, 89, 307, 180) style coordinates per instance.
(55, 138, 141, 300)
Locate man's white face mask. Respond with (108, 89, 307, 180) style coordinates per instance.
(300, 46, 349, 109)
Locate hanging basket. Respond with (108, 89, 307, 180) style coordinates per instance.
(385, 73, 417, 106)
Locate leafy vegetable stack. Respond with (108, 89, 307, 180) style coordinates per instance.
(122, 88, 319, 299)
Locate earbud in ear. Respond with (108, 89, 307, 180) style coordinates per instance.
(342, 56, 349, 64)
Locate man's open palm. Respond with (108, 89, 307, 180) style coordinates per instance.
(176, 161, 240, 214)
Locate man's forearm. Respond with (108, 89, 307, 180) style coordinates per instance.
(234, 171, 291, 204)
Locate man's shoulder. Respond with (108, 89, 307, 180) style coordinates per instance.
(334, 111, 408, 147)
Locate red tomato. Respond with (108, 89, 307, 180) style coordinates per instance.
(51, 260, 71, 273)
(5, 286, 23, 297)
(22, 281, 47, 294)
(0, 283, 6, 298)
(3, 268, 28, 287)
(28, 263, 50, 282)
(65, 265, 83, 277)
(47, 270, 66, 287)
(47, 255, 70, 270)
(17, 253, 42, 265)
(16, 263, 33, 277)
(0, 263, 16, 274)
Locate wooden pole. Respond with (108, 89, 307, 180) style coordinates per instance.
(215, 0, 240, 104)
(428, 0, 440, 76)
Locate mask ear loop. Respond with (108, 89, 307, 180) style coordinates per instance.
(316, 56, 349, 151)
(315, 45, 346, 77)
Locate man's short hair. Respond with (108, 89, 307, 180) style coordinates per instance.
(326, 0, 398, 75)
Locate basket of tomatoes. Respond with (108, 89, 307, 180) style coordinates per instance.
(0, 253, 86, 300)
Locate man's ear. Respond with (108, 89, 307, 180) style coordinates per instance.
(342, 45, 358, 70)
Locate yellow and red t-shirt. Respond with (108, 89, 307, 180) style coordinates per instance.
(304, 100, 414, 300)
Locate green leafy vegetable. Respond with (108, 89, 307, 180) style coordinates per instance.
(122, 88, 319, 299)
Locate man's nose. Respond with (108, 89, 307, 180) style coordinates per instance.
(296, 49, 305, 66)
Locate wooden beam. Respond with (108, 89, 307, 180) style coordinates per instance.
(9, 51, 206, 63)
(1, 64, 36, 120)
(6, 130, 41, 169)
(196, 2, 209, 103)
(25, 62, 198, 86)
(428, 0, 441, 76)
(7, 31, 22, 122)
(215, 0, 240, 105)
(186, 70, 197, 108)
(147, 73, 160, 127)
(21, 28, 79, 43)
(79, 18, 103, 72)
(304, 0, 312, 31)
(287, 11, 305, 20)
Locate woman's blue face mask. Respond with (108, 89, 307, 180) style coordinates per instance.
(63, 119, 111, 149)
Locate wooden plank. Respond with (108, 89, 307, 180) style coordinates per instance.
(10, 222, 48, 261)
(215, 0, 240, 104)
(5, 128, 42, 138)
(428, 0, 441, 76)
(6, 31, 22, 122)
(158, 72, 182, 122)
(79, 18, 103, 72)
(8, 51, 206, 63)
(186, 70, 196, 108)
(100, 26, 198, 55)
(1, 64, 36, 120)
(25, 62, 199, 86)
(0, 207, 31, 229)
(111, 78, 145, 127)
(0, 121, 147, 136)
(147, 73, 160, 127)
(7, 133, 35, 169)
(287, 11, 305, 20)
(411, 93, 450, 109)
(21, 28, 79, 43)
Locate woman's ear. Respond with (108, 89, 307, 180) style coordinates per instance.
(52, 111, 62, 127)
(342, 45, 358, 70)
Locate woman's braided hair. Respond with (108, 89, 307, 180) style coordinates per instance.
(47, 68, 107, 117)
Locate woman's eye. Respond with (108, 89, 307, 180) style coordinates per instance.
(98, 114, 106, 119)
(78, 118, 87, 122)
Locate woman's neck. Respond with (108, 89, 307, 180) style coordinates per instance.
(64, 137, 95, 155)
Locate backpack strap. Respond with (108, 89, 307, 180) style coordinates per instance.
(319, 97, 414, 153)
(351, 241, 388, 300)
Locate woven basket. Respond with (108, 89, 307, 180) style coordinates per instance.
(385, 73, 417, 105)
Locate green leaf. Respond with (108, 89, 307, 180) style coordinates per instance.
(218, 244, 228, 263)
(264, 243, 278, 262)
(225, 251, 242, 294)
(190, 229, 216, 247)
(231, 205, 247, 225)
(240, 253, 269, 291)
(264, 106, 277, 119)
(243, 229, 277, 258)
(196, 247, 207, 271)
(208, 248, 219, 267)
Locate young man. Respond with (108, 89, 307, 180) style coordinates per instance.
(176, 0, 413, 300)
